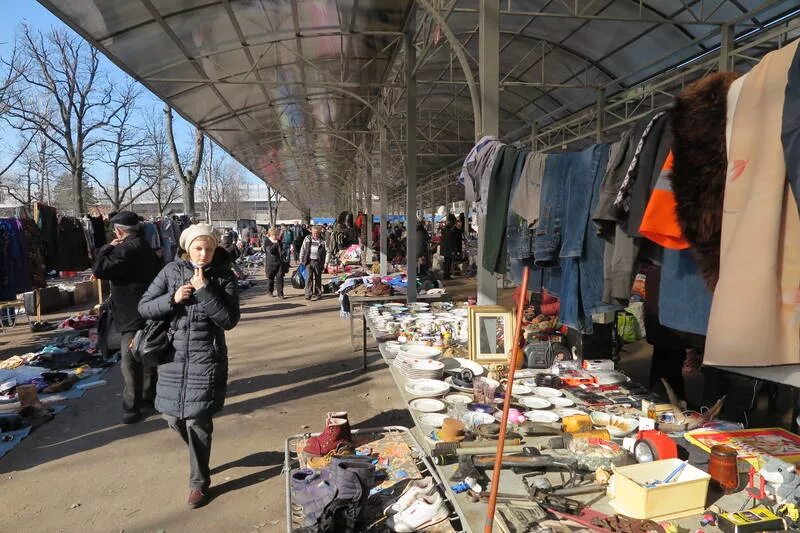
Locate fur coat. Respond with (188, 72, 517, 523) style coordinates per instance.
(670, 72, 741, 289)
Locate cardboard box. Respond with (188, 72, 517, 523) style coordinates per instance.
(608, 459, 710, 520)
(73, 280, 98, 305)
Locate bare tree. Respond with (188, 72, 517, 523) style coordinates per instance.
(6, 25, 125, 215)
(165, 105, 204, 215)
(89, 81, 147, 210)
(0, 42, 36, 195)
(266, 187, 282, 227)
(141, 109, 180, 216)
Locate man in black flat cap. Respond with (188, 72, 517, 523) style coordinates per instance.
(93, 211, 162, 424)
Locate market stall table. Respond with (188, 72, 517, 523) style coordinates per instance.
(350, 293, 451, 370)
(363, 313, 763, 533)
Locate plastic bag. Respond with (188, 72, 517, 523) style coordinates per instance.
(616, 311, 640, 343)
(291, 267, 306, 289)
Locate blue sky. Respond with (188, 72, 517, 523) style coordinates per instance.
(0, 1, 263, 186)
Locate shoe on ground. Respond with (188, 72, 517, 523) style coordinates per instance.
(384, 477, 436, 516)
(310, 295, 320, 301)
(387, 492, 449, 532)
(187, 488, 209, 508)
(303, 417, 351, 456)
(278, 294, 287, 299)
(305, 296, 311, 300)
(122, 411, 142, 424)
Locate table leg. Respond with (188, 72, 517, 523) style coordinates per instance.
(350, 303, 356, 352)
(363, 313, 368, 370)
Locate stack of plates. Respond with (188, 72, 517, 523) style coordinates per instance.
(405, 378, 450, 398)
(393, 358, 445, 380)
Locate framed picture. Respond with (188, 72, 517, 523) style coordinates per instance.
(468, 306, 515, 363)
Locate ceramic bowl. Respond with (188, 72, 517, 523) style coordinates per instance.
(590, 411, 611, 427)
(467, 402, 495, 414)
(405, 378, 450, 398)
(398, 345, 442, 360)
(441, 357, 485, 376)
(606, 415, 639, 437)
(409, 398, 446, 413)
(444, 393, 472, 404)
(384, 340, 402, 352)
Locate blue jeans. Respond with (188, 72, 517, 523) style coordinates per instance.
(560, 146, 607, 258)
(658, 248, 712, 335)
(534, 154, 569, 267)
(558, 145, 613, 333)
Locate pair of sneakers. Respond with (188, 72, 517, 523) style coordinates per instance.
(385, 478, 449, 532)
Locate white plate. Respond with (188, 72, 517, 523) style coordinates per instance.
(524, 410, 561, 423)
(510, 384, 534, 396)
(419, 413, 448, 428)
(518, 396, 552, 410)
(452, 308, 469, 317)
(444, 393, 472, 404)
(409, 398, 446, 413)
(532, 387, 564, 398)
(557, 408, 587, 417)
(405, 378, 450, 398)
(549, 396, 574, 407)
(398, 345, 442, 360)
(442, 357, 485, 376)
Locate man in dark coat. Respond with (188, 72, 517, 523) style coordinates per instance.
(92, 211, 161, 424)
(440, 213, 460, 280)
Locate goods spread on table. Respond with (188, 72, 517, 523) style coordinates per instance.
(290, 300, 800, 532)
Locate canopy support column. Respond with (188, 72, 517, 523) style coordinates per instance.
(595, 89, 606, 143)
(477, 0, 499, 305)
(380, 127, 389, 276)
(719, 24, 735, 71)
(366, 160, 373, 269)
(405, 23, 418, 304)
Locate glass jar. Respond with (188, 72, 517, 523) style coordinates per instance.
(708, 444, 740, 494)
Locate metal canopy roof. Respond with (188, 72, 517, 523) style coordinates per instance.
(38, 0, 800, 214)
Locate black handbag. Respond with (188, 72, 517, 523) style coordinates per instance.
(131, 319, 173, 365)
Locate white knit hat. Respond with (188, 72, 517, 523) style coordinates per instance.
(179, 223, 219, 251)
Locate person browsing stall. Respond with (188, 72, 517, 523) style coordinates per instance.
(91, 211, 161, 425)
(299, 225, 327, 301)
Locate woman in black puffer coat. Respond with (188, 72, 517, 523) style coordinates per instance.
(138, 223, 239, 509)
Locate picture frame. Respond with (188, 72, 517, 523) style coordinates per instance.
(468, 305, 515, 363)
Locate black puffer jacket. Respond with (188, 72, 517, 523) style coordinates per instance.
(92, 234, 161, 333)
(138, 248, 240, 419)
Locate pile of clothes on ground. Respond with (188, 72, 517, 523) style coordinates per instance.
(0, 329, 115, 458)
